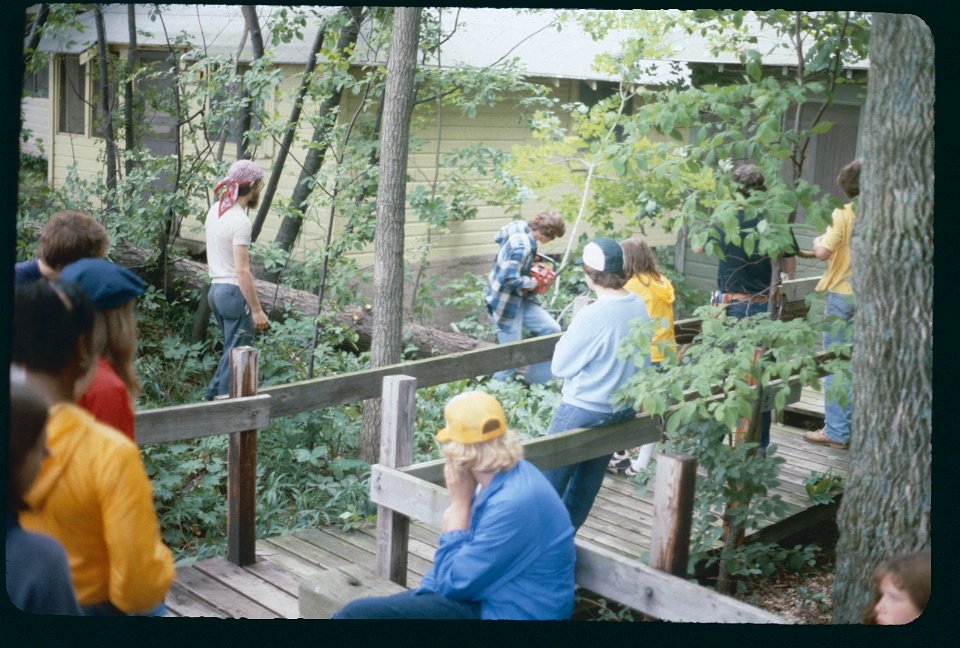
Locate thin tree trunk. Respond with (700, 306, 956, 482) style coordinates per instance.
(123, 5, 138, 178)
(267, 7, 363, 277)
(250, 20, 330, 241)
(238, 5, 265, 159)
(831, 13, 933, 623)
(94, 5, 118, 199)
(359, 7, 422, 463)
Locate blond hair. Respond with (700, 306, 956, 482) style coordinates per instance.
(442, 428, 524, 473)
(98, 301, 140, 397)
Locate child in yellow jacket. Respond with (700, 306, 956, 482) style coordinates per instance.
(608, 238, 676, 476)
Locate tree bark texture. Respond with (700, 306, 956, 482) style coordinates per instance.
(25, 5, 50, 59)
(111, 242, 487, 357)
(831, 13, 933, 623)
(267, 7, 363, 269)
(359, 7, 423, 463)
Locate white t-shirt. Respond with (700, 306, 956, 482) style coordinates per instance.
(205, 203, 252, 285)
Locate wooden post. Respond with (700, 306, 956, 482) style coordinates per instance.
(648, 453, 697, 577)
(374, 375, 416, 585)
(227, 346, 258, 566)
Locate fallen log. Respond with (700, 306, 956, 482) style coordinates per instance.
(110, 242, 491, 357)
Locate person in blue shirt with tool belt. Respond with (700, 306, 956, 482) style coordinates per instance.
(692, 163, 797, 455)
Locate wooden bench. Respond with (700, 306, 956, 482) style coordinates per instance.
(299, 564, 407, 619)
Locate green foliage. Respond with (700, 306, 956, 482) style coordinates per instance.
(804, 470, 844, 505)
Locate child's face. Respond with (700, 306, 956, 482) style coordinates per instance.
(874, 574, 922, 625)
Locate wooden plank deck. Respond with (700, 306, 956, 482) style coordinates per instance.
(164, 391, 848, 618)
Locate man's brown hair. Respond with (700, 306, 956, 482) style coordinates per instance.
(38, 211, 109, 269)
(528, 210, 566, 241)
(837, 159, 861, 199)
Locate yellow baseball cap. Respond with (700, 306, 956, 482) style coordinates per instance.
(436, 391, 507, 444)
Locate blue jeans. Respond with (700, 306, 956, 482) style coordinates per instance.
(332, 590, 482, 619)
(822, 292, 854, 444)
(491, 300, 561, 385)
(726, 299, 771, 450)
(206, 283, 254, 400)
(81, 601, 167, 616)
(542, 403, 636, 529)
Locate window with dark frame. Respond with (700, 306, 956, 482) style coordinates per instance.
(58, 55, 85, 135)
(24, 66, 49, 98)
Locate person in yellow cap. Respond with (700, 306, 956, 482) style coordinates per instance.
(334, 391, 575, 620)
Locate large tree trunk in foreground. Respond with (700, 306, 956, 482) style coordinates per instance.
(831, 13, 933, 623)
(112, 242, 487, 357)
(359, 7, 422, 463)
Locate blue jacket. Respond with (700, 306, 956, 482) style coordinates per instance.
(483, 221, 541, 325)
(419, 459, 576, 620)
(552, 293, 650, 412)
(6, 511, 80, 615)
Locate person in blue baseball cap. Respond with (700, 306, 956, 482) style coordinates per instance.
(59, 258, 145, 440)
(542, 237, 651, 530)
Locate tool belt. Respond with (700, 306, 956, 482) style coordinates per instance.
(711, 290, 769, 307)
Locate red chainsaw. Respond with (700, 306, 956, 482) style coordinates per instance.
(529, 253, 558, 295)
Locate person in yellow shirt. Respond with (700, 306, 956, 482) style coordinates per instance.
(799, 159, 860, 450)
(608, 238, 676, 476)
(13, 279, 175, 616)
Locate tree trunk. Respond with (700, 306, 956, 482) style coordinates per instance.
(359, 7, 422, 463)
(238, 5, 265, 160)
(267, 7, 363, 273)
(110, 242, 487, 357)
(250, 19, 330, 241)
(831, 13, 933, 623)
(123, 4, 138, 178)
(94, 5, 118, 198)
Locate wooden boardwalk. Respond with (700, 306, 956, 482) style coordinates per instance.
(164, 393, 847, 619)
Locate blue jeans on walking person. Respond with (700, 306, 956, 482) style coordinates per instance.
(491, 300, 561, 385)
(542, 403, 636, 529)
(332, 589, 482, 619)
(725, 299, 772, 451)
(822, 292, 854, 444)
(206, 283, 254, 400)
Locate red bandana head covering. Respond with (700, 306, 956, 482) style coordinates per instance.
(213, 160, 265, 217)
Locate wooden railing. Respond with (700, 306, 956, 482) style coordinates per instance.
(132, 277, 821, 581)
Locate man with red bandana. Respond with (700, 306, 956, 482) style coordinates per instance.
(204, 159, 269, 400)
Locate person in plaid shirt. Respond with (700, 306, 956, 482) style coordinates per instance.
(483, 211, 566, 385)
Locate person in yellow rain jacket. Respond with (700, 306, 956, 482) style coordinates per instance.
(608, 237, 676, 476)
(14, 279, 174, 616)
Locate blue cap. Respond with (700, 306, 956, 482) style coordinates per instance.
(59, 258, 145, 311)
(581, 237, 624, 273)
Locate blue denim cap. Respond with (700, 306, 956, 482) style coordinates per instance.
(59, 258, 145, 311)
(581, 237, 624, 273)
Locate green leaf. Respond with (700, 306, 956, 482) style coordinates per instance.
(809, 120, 834, 134)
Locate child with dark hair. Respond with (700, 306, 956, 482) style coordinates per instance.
(6, 381, 81, 615)
(863, 551, 930, 624)
(542, 238, 650, 529)
(13, 279, 174, 616)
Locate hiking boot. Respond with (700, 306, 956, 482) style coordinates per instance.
(803, 429, 849, 449)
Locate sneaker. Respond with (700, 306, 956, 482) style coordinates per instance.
(607, 451, 631, 473)
(803, 429, 849, 449)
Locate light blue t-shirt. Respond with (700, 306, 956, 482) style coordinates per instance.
(551, 292, 649, 412)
